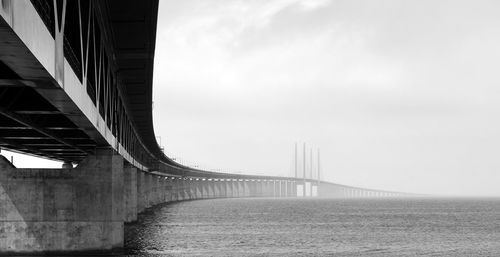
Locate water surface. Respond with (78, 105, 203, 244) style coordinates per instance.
(125, 198, 500, 256)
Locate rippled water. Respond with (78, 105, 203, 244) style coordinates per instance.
(125, 198, 500, 256)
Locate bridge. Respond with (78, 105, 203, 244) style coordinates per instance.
(0, 0, 411, 254)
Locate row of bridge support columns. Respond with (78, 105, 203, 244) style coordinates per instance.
(0, 149, 403, 254)
(0, 149, 297, 254)
(318, 186, 401, 198)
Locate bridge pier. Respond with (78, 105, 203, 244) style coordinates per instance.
(211, 180, 218, 198)
(182, 179, 190, 200)
(191, 179, 197, 199)
(199, 179, 206, 199)
(280, 180, 287, 197)
(266, 180, 273, 197)
(144, 174, 152, 208)
(255, 180, 262, 197)
(232, 180, 238, 198)
(211, 180, 216, 198)
(216, 180, 223, 198)
(224, 180, 229, 198)
(266, 180, 272, 197)
(201, 179, 207, 198)
(124, 163, 138, 223)
(253, 180, 259, 197)
(241, 180, 249, 197)
(208, 179, 215, 198)
(0, 149, 124, 254)
(165, 178, 172, 202)
(248, 180, 255, 197)
(173, 178, 180, 201)
(203, 179, 209, 199)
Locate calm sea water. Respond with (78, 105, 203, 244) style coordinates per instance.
(124, 198, 500, 256)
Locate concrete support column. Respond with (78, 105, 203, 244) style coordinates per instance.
(137, 171, 145, 212)
(259, 181, 265, 197)
(160, 177, 167, 203)
(192, 179, 198, 199)
(220, 180, 225, 198)
(0, 149, 125, 253)
(176, 178, 182, 201)
(247, 180, 254, 197)
(150, 176, 156, 205)
(156, 176, 162, 203)
(197, 179, 203, 199)
(183, 179, 189, 200)
(184, 179, 190, 200)
(203, 179, 209, 199)
(219, 180, 225, 198)
(144, 174, 152, 208)
(233, 180, 239, 197)
(223, 180, 228, 198)
(232, 180, 238, 197)
(184, 179, 191, 200)
(199, 179, 205, 199)
(239, 180, 245, 197)
(151, 174, 157, 205)
(173, 178, 180, 201)
(190, 179, 196, 199)
(193, 179, 199, 199)
(211, 180, 217, 198)
(167, 177, 174, 201)
(226, 180, 231, 198)
(185, 179, 190, 200)
(214, 180, 220, 198)
(163, 177, 170, 202)
(210, 180, 216, 198)
(151, 175, 160, 206)
(158, 177, 164, 203)
(206, 179, 213, 198)
(228, 180, 233, 197)
(143, 172, 150, 207)
(204, 180, 210, 198)
(168, 178, 175, 201)
(123, 163, 137, 223)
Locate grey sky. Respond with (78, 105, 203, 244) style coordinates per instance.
(151, 0, 500, 196)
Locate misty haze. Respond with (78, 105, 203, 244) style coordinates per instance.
(0, 0, 499, 256)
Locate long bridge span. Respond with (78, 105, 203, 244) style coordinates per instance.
(0, 0, 411, 254)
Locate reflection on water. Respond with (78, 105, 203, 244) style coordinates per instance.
(124, 198, 500, 256)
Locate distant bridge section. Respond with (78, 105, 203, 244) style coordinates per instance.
(0, 0, 415, 255)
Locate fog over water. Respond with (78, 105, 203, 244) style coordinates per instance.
(151, 0, 500, 196)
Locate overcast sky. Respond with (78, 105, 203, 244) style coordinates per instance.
(151, 0, 500, 196)
(3, 0, 499, 196)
